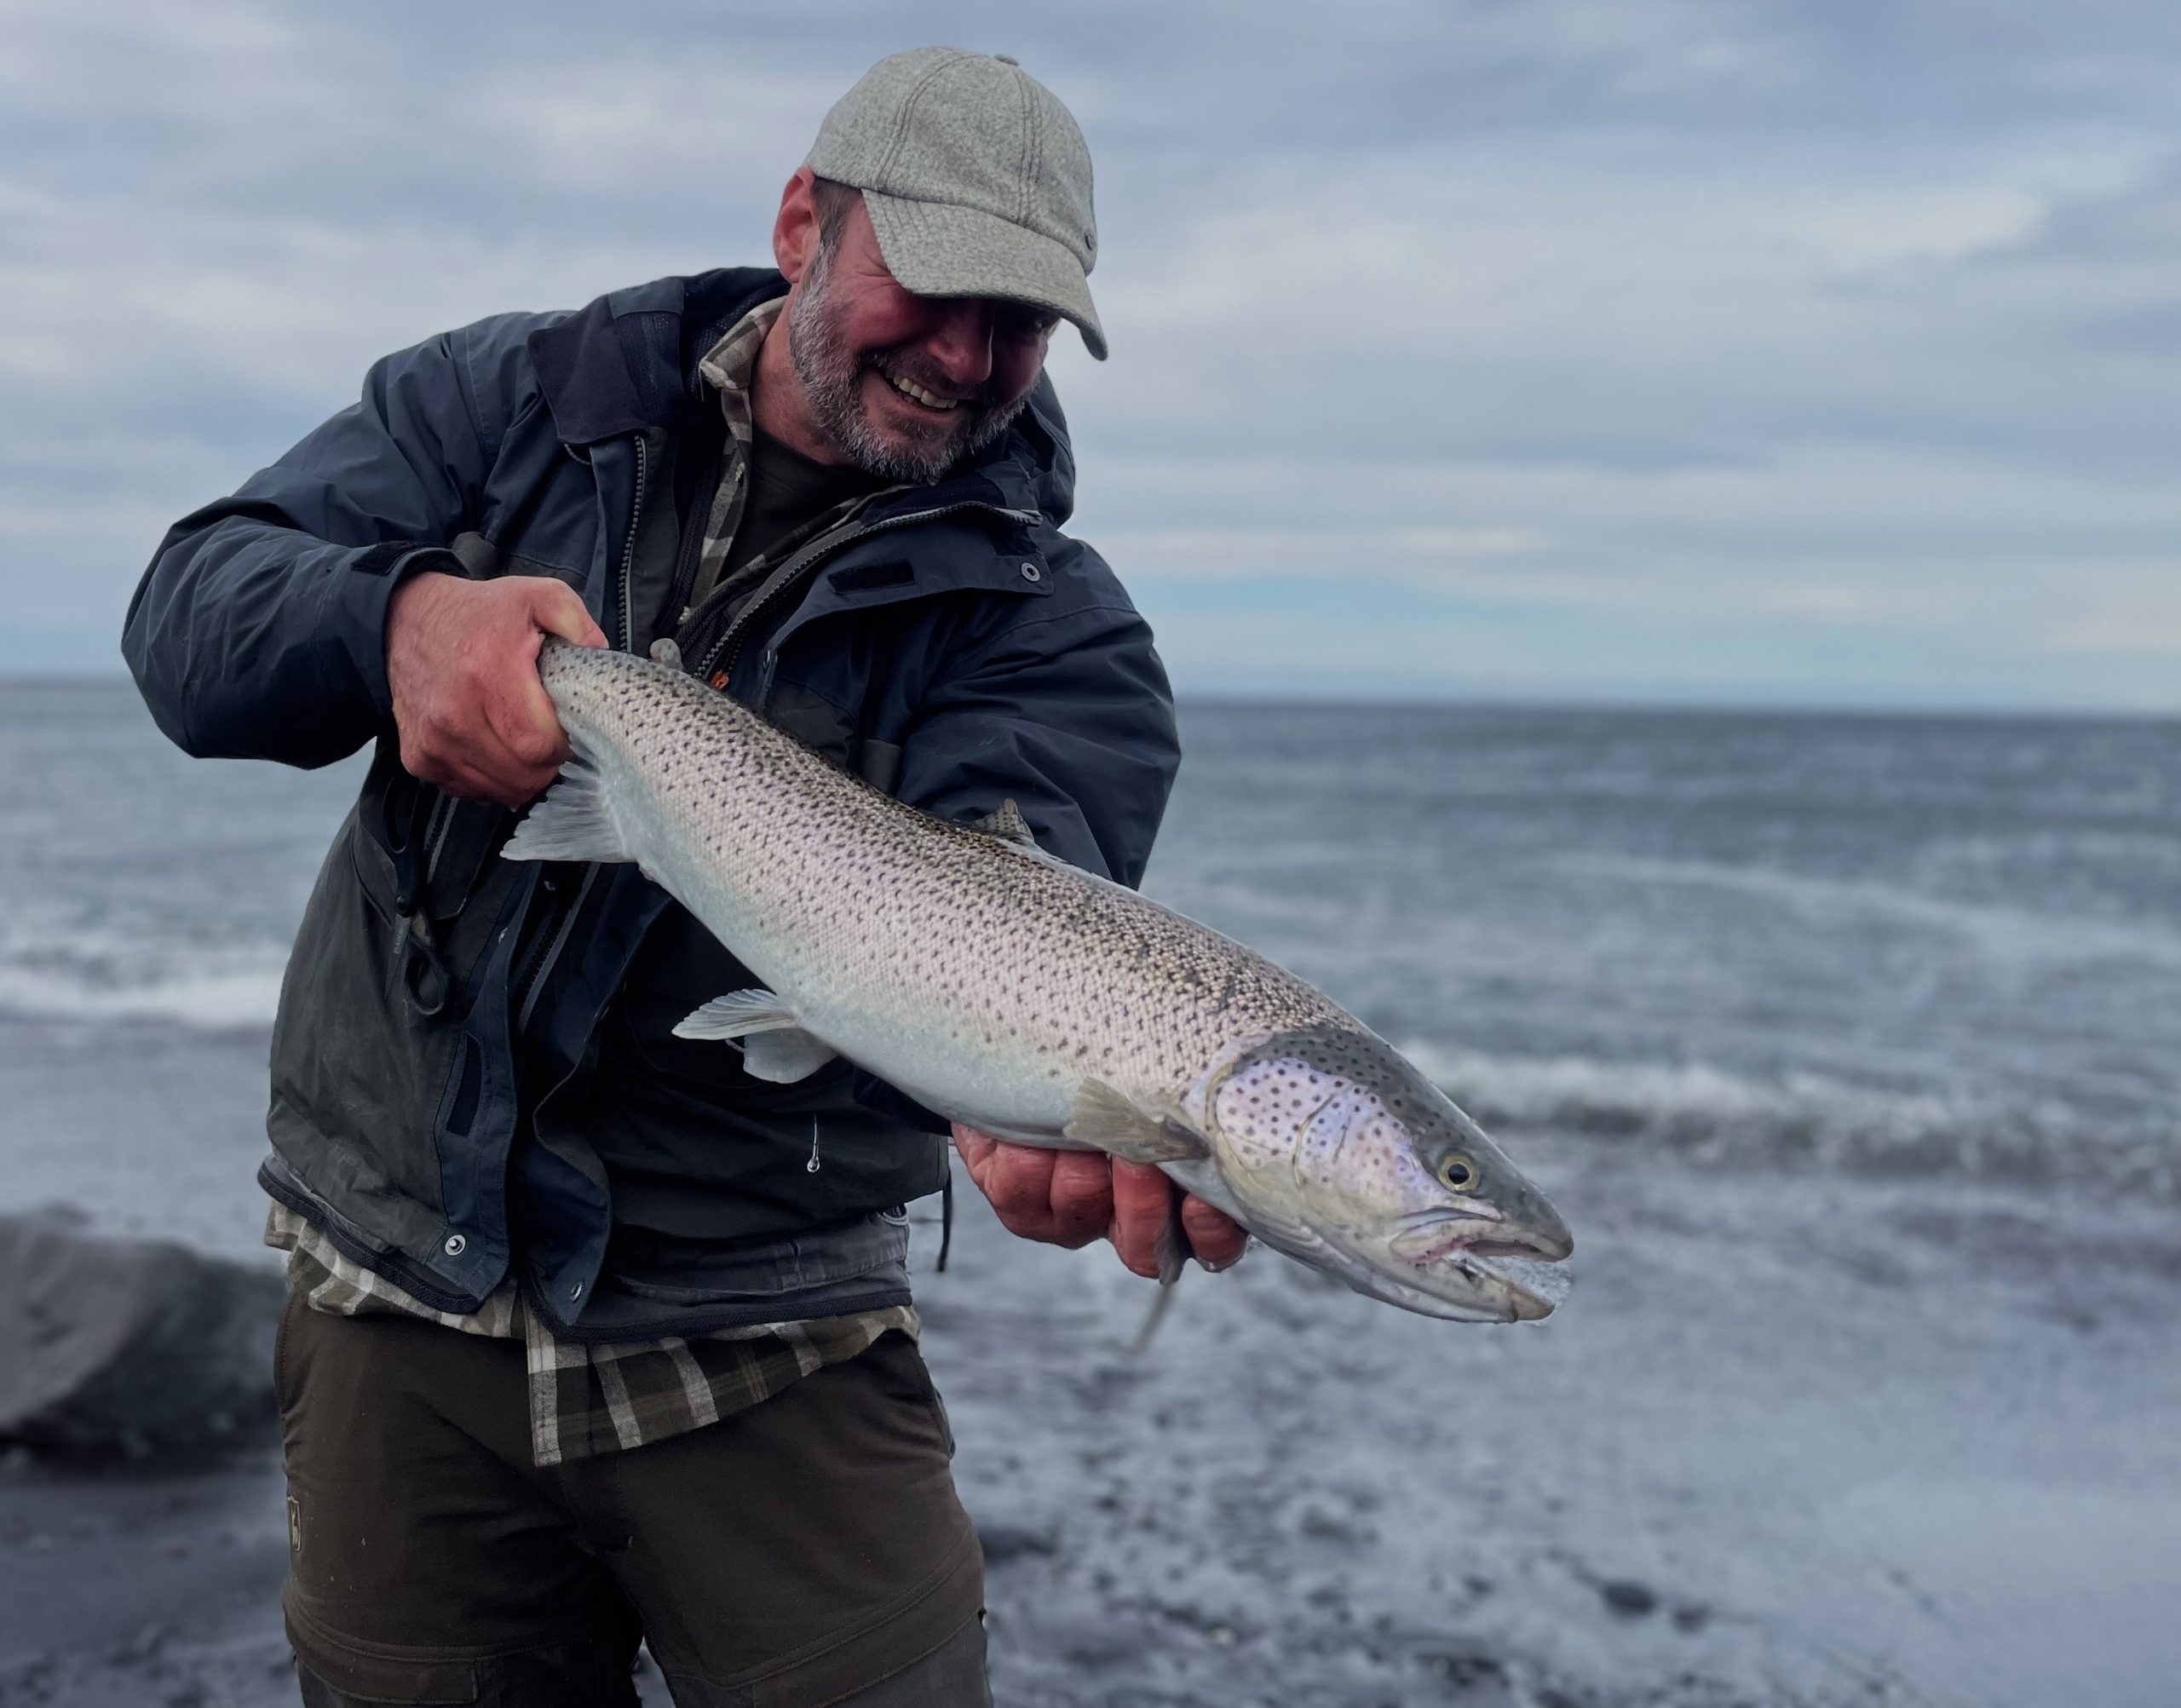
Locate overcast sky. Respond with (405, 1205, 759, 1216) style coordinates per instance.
(3, 0, 2176, 709)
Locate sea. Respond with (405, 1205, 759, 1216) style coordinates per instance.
(0, 681, 2174, 1251)
(6, 679, 2181, 1707)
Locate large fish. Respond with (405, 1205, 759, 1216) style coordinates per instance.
(504, 641, 1573, 1322)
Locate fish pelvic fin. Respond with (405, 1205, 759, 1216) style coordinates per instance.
(1065, 1079, 1210, 1165)
(671, 991, 838, 1084)
(502, 759, 632, 866)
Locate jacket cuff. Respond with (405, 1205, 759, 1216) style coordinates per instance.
(331, 542, 465, 716)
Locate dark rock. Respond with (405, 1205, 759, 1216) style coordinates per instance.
(1596, 1578, 1659, 1618)
(0, 1207, 283, 1457)
(978, 1521, 1061, 1564)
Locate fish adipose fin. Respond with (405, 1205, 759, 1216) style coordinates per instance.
(1065, 1079, 1209, 1165)
(968, 799, 1037, 846)
(672, 990, 839, 1084)
(502, 759, 631, 866)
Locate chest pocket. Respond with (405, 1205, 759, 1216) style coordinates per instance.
(765, 681, 901, 795)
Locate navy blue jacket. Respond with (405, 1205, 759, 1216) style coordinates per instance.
(123, 267, 1179, 1331)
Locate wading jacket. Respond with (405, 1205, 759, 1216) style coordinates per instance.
(122, 267, 1179, 1333)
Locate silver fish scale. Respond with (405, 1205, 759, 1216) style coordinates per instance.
(535, 645, 1353, 1133)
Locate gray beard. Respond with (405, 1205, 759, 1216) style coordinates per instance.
(786, 242, 1033, 485)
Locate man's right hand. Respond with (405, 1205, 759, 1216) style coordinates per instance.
(384, 572, 607, 806)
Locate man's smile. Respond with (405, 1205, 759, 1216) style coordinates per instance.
(877, 369, 965, 412)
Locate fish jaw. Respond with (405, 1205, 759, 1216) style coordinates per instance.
(1375, 1212, 1575, 1320)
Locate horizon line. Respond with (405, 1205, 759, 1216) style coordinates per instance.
(7, 666, 2174, 726)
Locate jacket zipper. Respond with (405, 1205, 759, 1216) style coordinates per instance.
(507, 434, 648, 1027)
(693, 500, 1035, 689)
(618, 434, 649, 653)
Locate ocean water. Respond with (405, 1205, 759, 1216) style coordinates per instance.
(0, 681, 2175, 1244)
(7, 680, 2181, 1708)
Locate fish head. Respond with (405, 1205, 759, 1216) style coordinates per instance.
(1199, 1024, 1573, 1322)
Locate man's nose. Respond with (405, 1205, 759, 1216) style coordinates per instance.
(920, 300, 994, 391)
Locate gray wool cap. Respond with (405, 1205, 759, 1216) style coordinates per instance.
(805, 48, 1107, 359)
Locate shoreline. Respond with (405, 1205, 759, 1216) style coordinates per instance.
(4, 1142, 2178, 1705)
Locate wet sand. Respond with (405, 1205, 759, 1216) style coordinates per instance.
(3, 1142, 2178, 1706)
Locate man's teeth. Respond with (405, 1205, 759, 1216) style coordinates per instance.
(884, 373, 960, 411)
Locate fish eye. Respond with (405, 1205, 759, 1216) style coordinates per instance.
(1437, 1153, 1480, 1192)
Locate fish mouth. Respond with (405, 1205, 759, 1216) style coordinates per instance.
(1385, 1215, 1574, 1321)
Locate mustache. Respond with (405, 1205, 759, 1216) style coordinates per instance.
(861, 350, 1004, 411)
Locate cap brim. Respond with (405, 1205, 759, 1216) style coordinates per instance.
(860, 190, 1108, 361)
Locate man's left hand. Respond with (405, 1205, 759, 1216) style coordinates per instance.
(952, 1124, 1248, 1279)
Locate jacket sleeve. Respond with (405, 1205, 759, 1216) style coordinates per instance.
(120, 325, 499, 768)
(893, 544, 1182, 886)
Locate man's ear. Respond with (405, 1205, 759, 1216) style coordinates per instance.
(773, 167, 820, 285)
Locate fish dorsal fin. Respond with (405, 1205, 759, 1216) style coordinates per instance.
(969, 798, 1037, 846)
(671, 990, 838, 1084)
(1064, 1078, 1210, 1165)
(502, 759, 633, 866)
(648, 638, 684, 670)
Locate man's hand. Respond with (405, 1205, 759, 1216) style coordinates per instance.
(952, 1124, 1248, 1279)
(385, 572, 607, 806)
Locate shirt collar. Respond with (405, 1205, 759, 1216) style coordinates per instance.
(695, 296, 786, 411)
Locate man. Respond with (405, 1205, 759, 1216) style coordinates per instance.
(124, 47, 1244, 1708)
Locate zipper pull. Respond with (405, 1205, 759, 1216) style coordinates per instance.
(806, 1119, 823, 1174)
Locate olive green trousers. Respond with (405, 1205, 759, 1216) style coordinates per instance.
(275, 1294, 987, 1706)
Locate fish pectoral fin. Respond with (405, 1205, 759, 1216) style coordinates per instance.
(968, 798, 1037, 846)
(667, 994, 837, 1090)
(739, 1028, 839, 1084)
(1064, 1079, 1210, 1165)
(671, 989, 803, 1040)
(670, 992, 839, 1084)
(501, 759, 632, 866)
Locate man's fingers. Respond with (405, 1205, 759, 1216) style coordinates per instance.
(481, 632, 572, 784)
(1107, 1159, 1174, 1280)
(1180, 1195, 1248, 1271)
(962, 1130, 1064, 1238)
(952, 1126, 1244, 1278)
(1045, 1151, 1114, 1248)
(949, 1123, 998, 1181)
(529, 580, 607, 649)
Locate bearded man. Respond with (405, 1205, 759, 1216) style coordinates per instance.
(123, 47, 1244, 1708)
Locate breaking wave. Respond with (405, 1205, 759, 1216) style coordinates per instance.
(0, 918, 286, 1032)
(1407, 1042, 2180, 1202)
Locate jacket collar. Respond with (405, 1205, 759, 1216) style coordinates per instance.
(527, 268, 784, 447)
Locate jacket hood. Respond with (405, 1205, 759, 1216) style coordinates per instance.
(527, 268, 1078, 527)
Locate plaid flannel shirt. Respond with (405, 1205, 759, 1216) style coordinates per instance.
(268, 296, 924, 1469)
(268, 1205, 916, 1468)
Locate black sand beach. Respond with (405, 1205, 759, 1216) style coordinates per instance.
(5, 1144, 2178, 1707)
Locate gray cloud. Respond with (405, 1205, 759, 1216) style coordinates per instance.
(1, 0, 2174, 707)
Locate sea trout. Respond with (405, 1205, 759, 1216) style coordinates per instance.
(504, 641, 1573, 1321)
